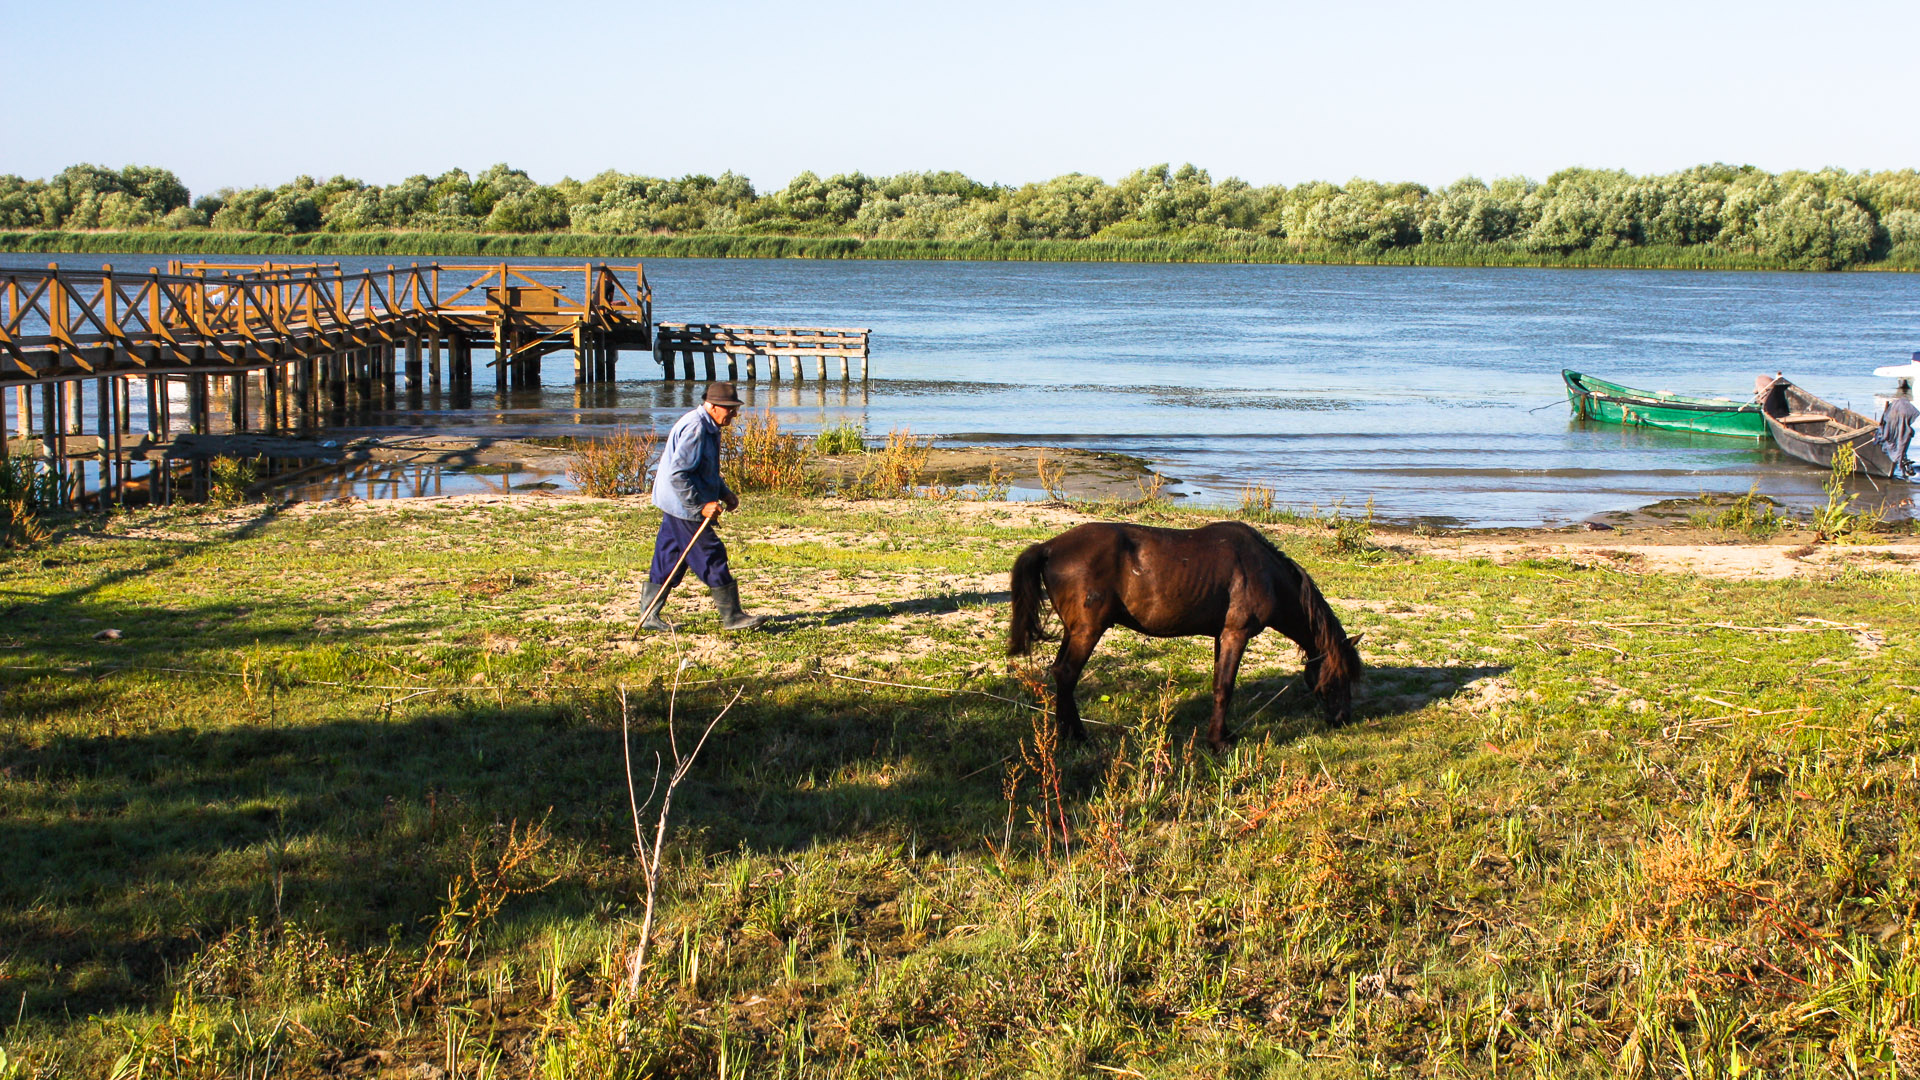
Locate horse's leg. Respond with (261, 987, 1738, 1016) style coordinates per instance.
(1050, 623, 1107, 743)
(1208, 628, 1252, 751)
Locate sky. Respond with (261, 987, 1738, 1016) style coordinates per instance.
(3, 0, 1916, 198)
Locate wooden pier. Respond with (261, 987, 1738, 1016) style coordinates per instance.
(654, 324, 869, 382)
(0, 260, 653, 505)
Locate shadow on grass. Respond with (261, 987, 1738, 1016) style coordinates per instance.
(762, 588, 1012, 632)
(0, 655, 1501, 1018)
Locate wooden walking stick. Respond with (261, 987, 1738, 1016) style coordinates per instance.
(631, 512, 715, 640)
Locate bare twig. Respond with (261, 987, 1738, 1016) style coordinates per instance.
(620, 669, 744, 997)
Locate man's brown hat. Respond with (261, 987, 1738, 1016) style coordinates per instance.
(703, 382, 744, 407)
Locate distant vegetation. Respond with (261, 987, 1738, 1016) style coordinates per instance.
(4, 161, 1920, 270)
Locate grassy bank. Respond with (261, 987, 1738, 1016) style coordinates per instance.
(6, 230, 1919, 271)
(2, 493, 1918, 1077)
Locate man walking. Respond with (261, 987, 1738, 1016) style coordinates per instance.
(640, 382, 768, 632)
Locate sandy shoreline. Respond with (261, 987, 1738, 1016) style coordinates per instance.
(280, 484, 1920, 582)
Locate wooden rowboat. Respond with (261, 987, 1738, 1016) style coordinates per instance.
(1757, 376, 1901, 478)
(1563, 369, 1767, 439)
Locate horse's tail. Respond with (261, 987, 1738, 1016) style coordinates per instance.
(1007, 542, 1054, 656)
(1293, 556, 1363, 694)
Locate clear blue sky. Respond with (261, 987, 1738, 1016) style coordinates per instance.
(3, 0, 1915, 197)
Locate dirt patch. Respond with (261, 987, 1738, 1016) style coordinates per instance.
(1396, 533, 1920, 581)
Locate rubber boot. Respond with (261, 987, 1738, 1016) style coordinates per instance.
(638, 580, 676, 633)
(709, 582, 768, 631)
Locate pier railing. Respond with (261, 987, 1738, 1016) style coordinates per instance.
(654, 323, 870, 381)
(1, 261, 653, 385)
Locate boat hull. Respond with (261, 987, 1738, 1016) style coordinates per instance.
(1563, 370, 1767, 438)
(1758, 378, 1901, 479)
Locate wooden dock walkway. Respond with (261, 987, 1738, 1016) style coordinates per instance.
(653, 323, 870, 382)
(1, 259, 876, 507)
(1, 260, 653, 505)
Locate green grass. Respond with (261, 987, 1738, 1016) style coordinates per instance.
(1, 496, 1918, 1077)
(6, 230, 1919, 271)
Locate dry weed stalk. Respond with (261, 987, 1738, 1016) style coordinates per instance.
(1012, 669, 1070, 863)
(409, 816, 559, 1008)
(620, 673, 743, 996)
(1034, 451, 1069, 501)
(567, 427, 659, 497)
(1133, 471, 1167, 503)
(850, 427, 931, 497)
(721, 410, 812, 493)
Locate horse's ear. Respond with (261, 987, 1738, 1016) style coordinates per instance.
(1346, 633, 1365, 646)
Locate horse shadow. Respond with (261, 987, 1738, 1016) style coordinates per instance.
(767, 589, 1012, 631)
(1082, 660, 1511, 748)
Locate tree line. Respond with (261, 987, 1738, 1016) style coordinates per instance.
(4, 161, 1918, 270)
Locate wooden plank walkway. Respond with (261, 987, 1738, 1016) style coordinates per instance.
(654, 323, 870, 382)
(0, 261, 652, 505)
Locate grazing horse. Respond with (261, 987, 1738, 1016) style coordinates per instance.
(1007, 521, 1362, 749)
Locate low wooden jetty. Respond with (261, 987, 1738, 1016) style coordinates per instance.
(1, 260, 875, 507)
(654, 324, 870, 382)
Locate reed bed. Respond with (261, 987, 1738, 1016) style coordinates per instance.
(4, 231, 1904, 271)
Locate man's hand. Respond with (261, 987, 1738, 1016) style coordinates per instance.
(723, 493, 740, 512)
(702, 501, 724, 519)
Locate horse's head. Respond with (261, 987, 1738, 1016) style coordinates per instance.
(1314, 633, 1363, 724)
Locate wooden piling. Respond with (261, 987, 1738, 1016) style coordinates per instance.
(42, 383, 62, 505)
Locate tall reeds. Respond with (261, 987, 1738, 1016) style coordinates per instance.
(0, 231, 1855, 271)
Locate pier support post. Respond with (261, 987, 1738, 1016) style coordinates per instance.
(703, 349, 716, 382)
(263, 365, 281, 434)
(839, 354, 849, 381)
(187, 376, 205, 435)
(727, 352, 738, 381)
(96, 379, 110, 495)
(815, 354, 826, 381)
(681, 349, 694, 381)
(42, 383, 62, 506)
(13, 387, 26, 442)
(494, 324, 509, 394)
(746, 352, 756, 381)
(292, 359, 309, 434)
(428, 335, 442, 391)
(405, 338, 422, 392)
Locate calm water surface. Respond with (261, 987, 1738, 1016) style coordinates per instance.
(14, 253, 1918, 526)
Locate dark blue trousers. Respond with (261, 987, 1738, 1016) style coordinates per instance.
(650, 512, 734, 589)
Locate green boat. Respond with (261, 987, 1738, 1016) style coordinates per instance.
(1562, 369, 1767, 439)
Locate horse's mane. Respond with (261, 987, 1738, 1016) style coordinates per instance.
(1243, 525, 1362, 693)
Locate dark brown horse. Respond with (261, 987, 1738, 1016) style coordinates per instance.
(1008, 521, 1362, 749)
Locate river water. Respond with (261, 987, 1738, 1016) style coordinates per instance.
(11, 253, 1918, 526)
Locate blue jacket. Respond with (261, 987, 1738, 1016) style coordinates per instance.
(652, 406, 734, 520)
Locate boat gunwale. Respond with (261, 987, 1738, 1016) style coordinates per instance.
(1562, 369, 1762, 415)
